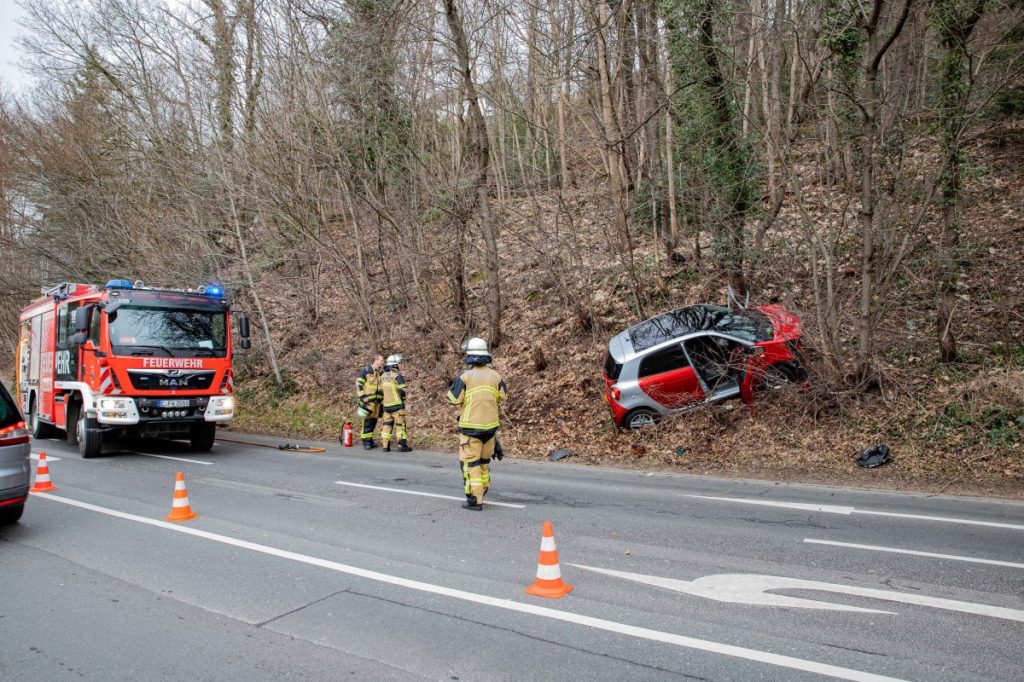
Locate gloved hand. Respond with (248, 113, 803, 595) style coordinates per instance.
(493, 439, 504, 461)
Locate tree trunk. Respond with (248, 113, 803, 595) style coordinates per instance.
(855, 0, 915, 378)
(936, 0, 987, 363)
(443, 0, 502, 346)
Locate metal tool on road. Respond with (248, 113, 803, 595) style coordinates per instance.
(165, 471, 198, 522)
(277, 443, 327, 453)
(525, 521, 573, 599)
(29, 451, 57, 493)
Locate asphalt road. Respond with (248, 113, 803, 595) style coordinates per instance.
(2, 431, 1022, 681)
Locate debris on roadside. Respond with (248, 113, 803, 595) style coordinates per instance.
(548, 448, 574, 462)
(857, 444, 892, 468)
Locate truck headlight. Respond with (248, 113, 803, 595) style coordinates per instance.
(205, 395, 234, 418)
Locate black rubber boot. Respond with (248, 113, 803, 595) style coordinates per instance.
(398, 440, 412, 453)
(383, 443, 391, 452)
(462, 500, 483, 511)
(363, 440, 376, 450)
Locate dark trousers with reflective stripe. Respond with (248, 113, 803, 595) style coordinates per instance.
(459, 434, 495, 505)
(360, 402, 382, 441)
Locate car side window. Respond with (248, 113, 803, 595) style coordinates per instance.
(638, 344, 690, 378)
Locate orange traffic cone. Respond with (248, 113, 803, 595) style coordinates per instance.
(525, 521, 573, 599)
(30, 452, 57, 493)
(164, 471, 197, 522)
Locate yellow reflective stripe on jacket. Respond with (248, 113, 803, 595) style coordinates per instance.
(459, 386, 501, 430)
(380, 370, 406, 407)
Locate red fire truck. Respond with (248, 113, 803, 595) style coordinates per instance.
(15, 279, 250, 457)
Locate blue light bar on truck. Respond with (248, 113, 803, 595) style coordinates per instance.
(202, 284, 224, 297)
(105, 279, 134, 289)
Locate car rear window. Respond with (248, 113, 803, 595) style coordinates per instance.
(0, 381, 22, 429)
(604, 352, 623, 381)
(638, 344, 690, 378)
(629, 306, 715, 352)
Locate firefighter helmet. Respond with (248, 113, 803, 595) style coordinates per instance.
(464, 337, 491, 364)
(386, 354, 402, 367)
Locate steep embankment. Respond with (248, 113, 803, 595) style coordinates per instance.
(230, 130, 1024, 499)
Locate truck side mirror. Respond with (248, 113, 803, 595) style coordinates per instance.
(238, 314, 251, 349)
(71, 332, 87, 346)
(74, 306, 91, 332)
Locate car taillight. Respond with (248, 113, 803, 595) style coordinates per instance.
(610, 386, 621, 401)
(0, 420, 30, 446)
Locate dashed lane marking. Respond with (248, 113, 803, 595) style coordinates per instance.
(685, 494, 1024, 531)
(31, 452, 62, 462)
(804, 539, 1024, 569)
(130, 452, 213, 466)
(33, 493, 907, 682)
(335, 480, 525, 509)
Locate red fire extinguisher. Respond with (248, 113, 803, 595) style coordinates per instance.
(342, 421, 354, 447)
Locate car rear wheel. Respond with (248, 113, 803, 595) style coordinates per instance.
(0, 503, 25, 525)
(623, 407, 659, 430)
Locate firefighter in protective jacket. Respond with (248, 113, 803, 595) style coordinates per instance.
(356, 354, 385, 449)
(447, 337, 507, 510)
(380, 354, 412, 452)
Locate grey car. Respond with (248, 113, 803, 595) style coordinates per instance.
(0, 379, 31, 524)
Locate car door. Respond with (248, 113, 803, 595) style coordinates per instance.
(637, 343, 705, 408)
(683, 334, 757, 400)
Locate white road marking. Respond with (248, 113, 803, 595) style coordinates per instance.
(131, 452, 213, 466)
(683, 495, 854, 514)
(33, 493, 905, 682)
(31, 452, 62, 462)
(335, 480, 525, 509)
(570, 564, 1024, 623)
(804, 539, 1024, 569)
(686, 494, 1024, 531)
(853, 509, 1024, 531)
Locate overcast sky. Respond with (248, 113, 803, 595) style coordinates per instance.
(0, 0, 30, 93)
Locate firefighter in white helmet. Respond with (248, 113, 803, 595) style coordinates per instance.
(380, 354, 412, 452)
(446, 337, 507, 510)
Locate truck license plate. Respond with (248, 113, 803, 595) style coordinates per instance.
(157, 399, 190, 408)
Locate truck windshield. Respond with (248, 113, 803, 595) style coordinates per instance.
(109, 306, 227, 357)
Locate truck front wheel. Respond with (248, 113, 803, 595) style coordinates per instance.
(190, 423, 216, 452)
(76, 414, 103, 458)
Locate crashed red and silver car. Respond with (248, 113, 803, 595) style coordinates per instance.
(602, 304, 806, 429)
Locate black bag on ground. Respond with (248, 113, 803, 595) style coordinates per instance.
(857, 444, 891, 468)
